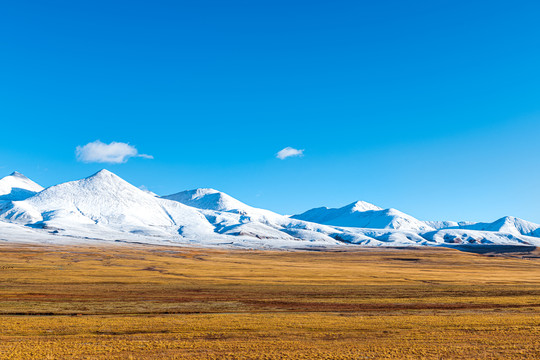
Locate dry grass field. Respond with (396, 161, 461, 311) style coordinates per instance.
(0, 243, 539, 359)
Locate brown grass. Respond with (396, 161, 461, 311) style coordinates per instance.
(0, 243, 539, 359)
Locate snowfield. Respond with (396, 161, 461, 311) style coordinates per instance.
(0, 169, 539, 249)
(0, 171, 43, 201)
(291, 202, 434, 231)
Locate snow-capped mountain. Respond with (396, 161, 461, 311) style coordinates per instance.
(424, 220, 461, 230)
(0, 170, 345, 247)
(0, 170, 217, 239)
(163, 188, 348, 244)
(291, 201, 434, 231)
(0, 169, 539, 249)
(459, 216, 540, 237)
(163, 188, 259, 214)
(424, 217, 540, 237)
(290, 201, 381, 224)
(0, 172, 44, 201)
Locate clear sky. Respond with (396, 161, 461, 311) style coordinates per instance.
(1, 1, 540, 222)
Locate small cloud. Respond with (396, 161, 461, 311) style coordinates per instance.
(276, 147, 304, 160)
(137, 154, 154, 159)
(76, 140, 153, 164)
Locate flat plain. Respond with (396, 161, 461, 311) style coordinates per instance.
(0, 243, 539, 359)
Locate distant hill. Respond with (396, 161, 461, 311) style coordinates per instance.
(0, 169, 539, 249)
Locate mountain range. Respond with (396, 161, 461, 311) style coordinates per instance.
(0, 170, 539, 249)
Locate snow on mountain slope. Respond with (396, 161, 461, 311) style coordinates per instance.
(1, 169, 539, 249)
(290, 201, 381, 224)
(0, 172, 44, 201)
(163, 188, 292, 226)
(421, 228, 540, 246)
(163, 188, 253, 213)
(163, 188, 354, 244)
(458, 216, 540, 237)
(0, 171, 346, 247)
(337, 227, 540, 246)
(331, 227, 429, 246)
(163, 189, 467, 245)
(424, 221, 460, 230)
(424, 217, 540, 237)
(0, 170, 217, 239)
(291, 202, 434, 231)
(163, 188, 302, 229)
(423, 220, 479, 230)
(0, 220, 68, 244)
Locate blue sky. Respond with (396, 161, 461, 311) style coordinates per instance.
(1, 1, 540, 222)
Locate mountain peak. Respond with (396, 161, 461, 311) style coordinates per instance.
(0, 172, 44, 201)
(292, 201, 432, 231)
(458, 215, 540, 237)
(163, 187, 259, 214)
(9, 171, 27, 179)
(2, 168, 540, 247)
(191, 188, 221, 197)
(348, 200, 382, 212)
(85, 169, 126, 182)
(89, 169, 115, 177)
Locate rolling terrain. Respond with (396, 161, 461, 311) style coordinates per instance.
(1, 170, 540, 249)
(1, 170, 539, 359)
(0, 243, 539, 359)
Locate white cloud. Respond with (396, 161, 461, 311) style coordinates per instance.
(76, 140, 153, 164)
(276, 147, 304, 160)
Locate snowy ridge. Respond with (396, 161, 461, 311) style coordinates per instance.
(0, 169, 539, 249)
(291, 202, 433, 231)
(163, 188, 252, 213)
(0, 170, 218, 240)
(163, 188, 349, 244)
(424, 217, 540, 237)
(0, 172, 44, 201)
(459, 216, 540, 237)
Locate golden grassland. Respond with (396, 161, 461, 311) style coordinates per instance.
(0, 243, 539, 359)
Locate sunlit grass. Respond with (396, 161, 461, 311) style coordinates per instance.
(2, 313, 540, 359)
(0, 243, 539, 359)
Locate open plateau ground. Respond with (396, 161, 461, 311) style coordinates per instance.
(0, 244, 539, 359)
